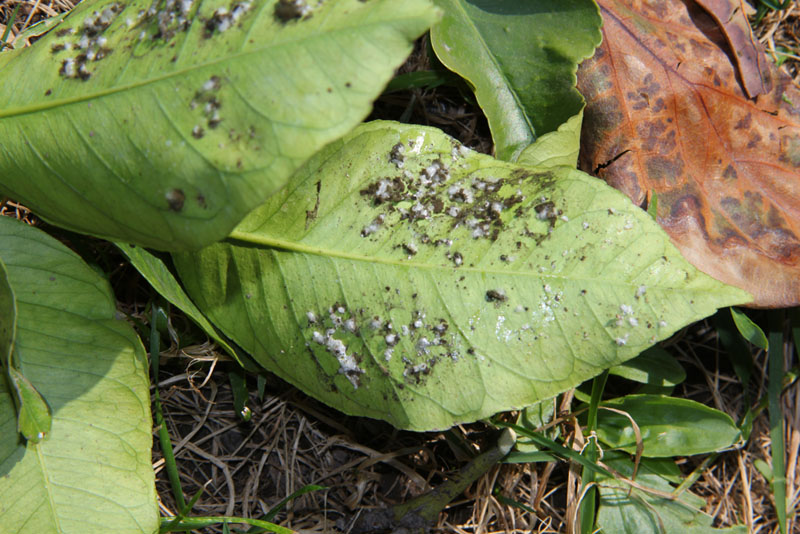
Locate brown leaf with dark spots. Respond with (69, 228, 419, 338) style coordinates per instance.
(695, 0, 771, 97)
(578, 0, 800, 308)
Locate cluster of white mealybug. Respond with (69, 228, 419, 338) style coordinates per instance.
(56, 3, 122, 80)
(207, 2, 252, 34)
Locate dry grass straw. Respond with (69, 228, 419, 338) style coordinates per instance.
(754, 2, 800, 84)
(148, 314, 796, 533)
(0, 0, 76, 47)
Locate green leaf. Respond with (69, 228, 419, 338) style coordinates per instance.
(608, 346, 686, 387)
(597, 456, 748, 534)
(0, 0, 438, 251)
(0, 260, 49, 443)
(647, 192, 658, 221)
(430, 0, 601, 161)
(514, 397, 557, 453)
(385, 70, 460, 92)
(594, 395, 742, 457)
(118, 243, 246, 363)
(516, 109, 584, 169)
(7, 366, 52, 443)
(714, 308, 753, 391)
(0, 256, 15, 367)
(228, 368, 252, 421)
(174, 121, 751, 431)
(730, 307, 768, 350)
(0, 217, 157, 533)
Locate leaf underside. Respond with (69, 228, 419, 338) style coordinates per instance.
(174, 121, 749, 431)
(0, 0, 438, 251)
(0, 217, 157, 534)
(430, 0, 601, 161)
(579, 0, 800, 307)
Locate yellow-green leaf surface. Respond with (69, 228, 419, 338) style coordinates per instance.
(174, 121, 750, 431)
(7, 366, 52, 444)
(430, 0, 601, 161)
(0, 0, 438, 251)
(0, 217, 156, 534)
(517, 110, 584, 169)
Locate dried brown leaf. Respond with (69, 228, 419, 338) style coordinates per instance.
(695, 0, 772, 97)
(578, 0, 800, 308)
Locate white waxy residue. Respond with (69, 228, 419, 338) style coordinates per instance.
(311, 329, 364, 388)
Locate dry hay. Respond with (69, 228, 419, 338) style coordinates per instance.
(147, 314, 797, 533)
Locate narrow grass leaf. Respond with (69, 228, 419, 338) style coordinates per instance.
(768, 320, 787, 534)
(119, 243, 246, 364)
(161, 516, 292, 534)
(174, 121, 751, 431)
(151, 303, 187, 511)
(647, 193, 658, 220)
(0, 3, 20, 52)
(504, 450, 557, 463)
(0, 0, 439, 251)
(714, 308, 754, 392)
(580, 371, 608, 534)
(229, 368, 251, 421)
(385, 70, 459, 92)
(243, 485, 327, 533)
(502, 422, 613, 478)
(0, 257, 15, 366)
(493, 488, 538, 515)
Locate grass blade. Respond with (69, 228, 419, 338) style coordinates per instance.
(580, 371, 608, 534)
(768, 312, 787, 534)
(244, 485, 327, 533)
(0, 3, 20, 52)
(160, 516, 292, 534)
(151, 304, 186, 511)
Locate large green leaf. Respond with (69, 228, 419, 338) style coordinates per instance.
(594, 395, 742, 457)
(597, 457, 747, 534)
(0, 0, 438, 251)
(173, 121, 750, 431)
(0, 217, 157, 534)
(430, 0, 601, 161)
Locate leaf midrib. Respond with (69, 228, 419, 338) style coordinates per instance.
(0, 13, 423, 119)
(228, 229, 713, 289)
